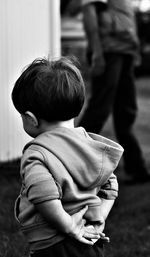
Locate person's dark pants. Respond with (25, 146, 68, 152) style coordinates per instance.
(30, 237, 104, 257)
(78, 53, 147, 177)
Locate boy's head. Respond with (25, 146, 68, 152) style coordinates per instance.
(12, 56, 85, 123)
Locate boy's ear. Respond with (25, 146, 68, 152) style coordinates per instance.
(25, 111, 39, 127)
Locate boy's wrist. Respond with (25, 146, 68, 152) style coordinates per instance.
(67, 218, 78, 237)
(98, 216, 105, 224)
(92, 216, 105, 225)
(61, 216, 76, 236)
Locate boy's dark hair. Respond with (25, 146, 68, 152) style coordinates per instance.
(12, 56, 85, 122)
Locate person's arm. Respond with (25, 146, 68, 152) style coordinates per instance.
(35, 200, 100, 245)
(93, 173, 118, 237)
(98, 173, 119, 202)
(91, 198, 114, 243)
(98, 173, 118, 219)
(82, 3, 105, 75)
(98, 198, 115, 221)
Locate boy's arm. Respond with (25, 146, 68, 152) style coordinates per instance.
(98, 198, 115, 222)
(98, 173, 119, 202)
(94, 173, 118, 235)
(89, 198, 114, 243)
(35, 199, 99, 245)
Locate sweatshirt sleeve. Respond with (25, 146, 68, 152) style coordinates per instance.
(21, 148, 62, 204)
(98, 173, 118, 200)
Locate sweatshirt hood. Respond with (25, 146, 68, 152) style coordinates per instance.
(24, 127, 124, 189)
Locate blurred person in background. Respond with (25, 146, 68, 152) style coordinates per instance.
(61, 0, 81, 16)
(77, 0, 150, 183)
(61, 0, 70, 15)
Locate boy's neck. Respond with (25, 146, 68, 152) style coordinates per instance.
(58, 119, 75, 129)
(39, 118, 75, 133)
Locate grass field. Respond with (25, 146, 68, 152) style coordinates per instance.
(0, 77, 150, 257)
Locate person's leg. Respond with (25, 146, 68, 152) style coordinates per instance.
(78, 53, 122, 133)
(113, 54, 149, 180)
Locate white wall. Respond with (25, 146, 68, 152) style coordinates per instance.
(0, 0, 61, 161)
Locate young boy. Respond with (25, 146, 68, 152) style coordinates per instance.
(12, 56, 123, 257)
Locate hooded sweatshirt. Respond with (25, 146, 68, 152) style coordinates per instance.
(15, 127, 123, 251)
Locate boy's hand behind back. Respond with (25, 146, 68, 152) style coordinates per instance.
(93, 220, 110, 244)
(70, 206, 100, 245)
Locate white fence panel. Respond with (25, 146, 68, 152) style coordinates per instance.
(0, 0, 61, 161)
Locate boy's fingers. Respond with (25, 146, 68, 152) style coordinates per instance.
(84, 225, 100, 239)
(85, 225, 99, 234)
(78, 237, 94, 245)
(101, 236, 110, 243)
(84, 232, 100, 239)
(99, 232, 105, 237)
(82, 219, 86, 225)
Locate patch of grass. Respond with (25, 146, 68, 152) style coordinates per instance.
(0, 174, 28, 257)
(105, 183, 150, 257)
